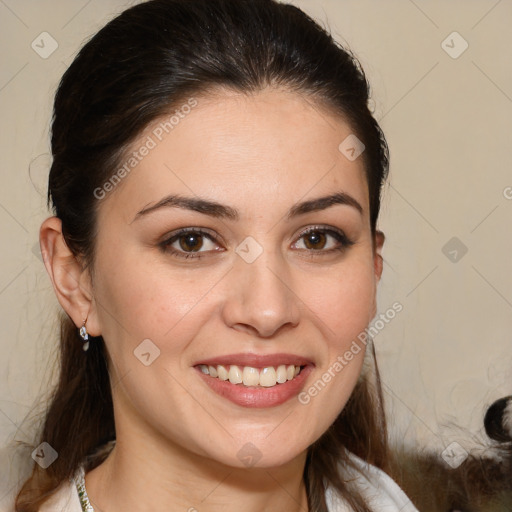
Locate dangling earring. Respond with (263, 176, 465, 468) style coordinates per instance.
(79, 319, 90, 351)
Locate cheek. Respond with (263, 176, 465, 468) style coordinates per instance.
(294, 264, 374, 433)
(92, 249, 227, 357)
(301, 259, 376, 348)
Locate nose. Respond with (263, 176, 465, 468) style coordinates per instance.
(221, 246, 301, 339)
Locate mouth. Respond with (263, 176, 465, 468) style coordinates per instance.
(193, 353, 314, 408)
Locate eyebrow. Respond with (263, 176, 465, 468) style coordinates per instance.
(133, 191, 363, 222)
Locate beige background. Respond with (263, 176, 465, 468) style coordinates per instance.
(1, 0, 511, 496)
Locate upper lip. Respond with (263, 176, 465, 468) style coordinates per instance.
(193, 353, 313, 368)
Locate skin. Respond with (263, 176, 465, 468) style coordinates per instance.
(40, 87, 384, 512)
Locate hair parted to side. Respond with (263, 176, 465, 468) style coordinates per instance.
(16, 1, 390, 511)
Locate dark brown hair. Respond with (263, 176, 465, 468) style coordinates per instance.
(16, 1, 390, 510)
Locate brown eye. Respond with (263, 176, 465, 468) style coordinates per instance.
(160, 228, 222, 259)
(303, 231, 327, 250)
(179, 233, 204, 252)
(293, 226, 354, 254)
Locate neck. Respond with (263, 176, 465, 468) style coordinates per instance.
(85, 435, 309, 512)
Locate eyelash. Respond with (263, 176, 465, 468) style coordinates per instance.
(159, 226, 355, 260)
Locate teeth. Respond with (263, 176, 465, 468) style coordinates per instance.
(260, 367, 277, 387)
(217, 365, 229, 380)
(228, 365, 243, 384)
(198, 363, 303, 387)
(242, 366, 260, 386)
(276, 365, 287, 384)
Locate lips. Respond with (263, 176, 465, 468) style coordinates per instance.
(193, 353, 314, 408)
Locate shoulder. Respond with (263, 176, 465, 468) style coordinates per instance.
(0, 478, 81, 512)
(325, 451, 419, 512)
(37, 476, 82, 512)
(0, 446, 82, 512)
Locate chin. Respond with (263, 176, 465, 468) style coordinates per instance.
(200, 432, 310, 471)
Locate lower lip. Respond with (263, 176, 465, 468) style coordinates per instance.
(195, 365, 314, 408)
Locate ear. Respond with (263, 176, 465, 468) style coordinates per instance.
(368, 229, 385, 321)
(39, 216, 101, 336)
(373, 230, 385, 283)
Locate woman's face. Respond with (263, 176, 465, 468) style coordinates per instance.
(87, 87, 383, 468)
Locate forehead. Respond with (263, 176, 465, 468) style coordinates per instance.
(98, 87, 370, 222)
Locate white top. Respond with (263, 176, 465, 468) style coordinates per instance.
(1, 452, 417, 512)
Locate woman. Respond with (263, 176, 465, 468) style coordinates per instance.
(13, 0, 418, 510)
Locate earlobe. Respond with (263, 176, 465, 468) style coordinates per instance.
(39, 217, 100, 335)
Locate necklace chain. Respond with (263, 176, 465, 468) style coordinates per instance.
(74, 465, 95, 512)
